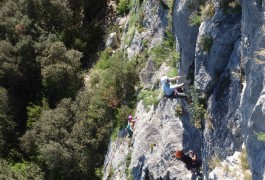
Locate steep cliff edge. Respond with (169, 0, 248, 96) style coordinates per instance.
(103, 0, 265, 179)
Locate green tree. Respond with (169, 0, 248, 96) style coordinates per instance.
(21, 97, 112, 179)
(23, 0, 73, 32)
(0, 87, 15, 157)
(21, 99, 77, 178)
(0, 159, 44, 180)
(36, 40, 83, 106)
(0, 37, 41, 134)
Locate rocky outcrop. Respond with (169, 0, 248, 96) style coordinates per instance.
(103, 0, 265, 179)
(106, 32, 119, 49)
(173, 0, 199, 78)
(130, 99, 202, 179)
(103, 129, 129, 180)
(240, 1, 265, 179)
(125, 0, 168, 59)
(208, 146, 251, 180)
(194, 5, 241, 93)
(203, 39, 243, 176)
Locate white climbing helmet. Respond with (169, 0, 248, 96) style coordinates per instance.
(160, 76, 168, 84)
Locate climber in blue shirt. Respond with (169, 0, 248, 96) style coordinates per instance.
(126, 115, 135, 138)
(161, 75, 186, 98)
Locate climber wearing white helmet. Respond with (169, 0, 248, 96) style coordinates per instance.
(160, 75, 185, 98)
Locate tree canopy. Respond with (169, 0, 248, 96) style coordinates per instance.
(0, 0, 140, 179)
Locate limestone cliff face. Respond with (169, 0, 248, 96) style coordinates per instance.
(240, 1, 265, 179)
(103, 0, 265, 179)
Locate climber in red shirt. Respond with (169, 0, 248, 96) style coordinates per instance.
(172, 150, 202, 174)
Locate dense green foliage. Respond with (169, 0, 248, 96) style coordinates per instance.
(0, 87, 15, 157)
(137, 89, 160, 108)
(0, 0, 175, 178)
(256, 132, 265, 141)
(199, 34, 213, 53)
(0, 0, 126, 179)
(187, 87, 207, 129)
(0, 159, 44, 179)
(117, 0, 132, 16)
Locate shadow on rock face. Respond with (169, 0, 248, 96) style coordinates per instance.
(133, 155, 146, 179)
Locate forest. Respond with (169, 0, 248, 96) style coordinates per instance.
(0, 0, 138, 179)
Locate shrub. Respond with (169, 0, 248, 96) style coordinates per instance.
(124, 26, 136, 47)
(187, 87, 207, 129)
(126, 152, 132, 167)
(220, 0, 241, 14)
(189, 12, 201, 26)
(175, 104, 183, 116)
(188, 0, 211, 26)
(117, 0, 132, 16)
(256, 132, 265, 141)
(168, 51, 179, 67)
(160, 0, 174, 14)
(137, 89, 160, 108)
(199, 34, 213, 53)
(167, 68, 178, 78)
(141, 38, 149, 48)
(148, 30, 179, 68)
(95, 48, 113, 70)
(95, 167, 103, 179)
(150, 44, 168, 67)
(126, 152, 133, 180)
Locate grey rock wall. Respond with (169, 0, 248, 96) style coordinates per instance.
(203, 39, 243, 174)
(103, 0, 265, 179)
(194, 8, 241, 93)
(173, 0, 199, 78)
(126, 0, 168, 59)
(240, 1, 265, 179)
(204, 0, 265, 179)
(130, 99, 202, 180)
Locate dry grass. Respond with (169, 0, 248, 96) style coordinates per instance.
(243, 171, 252, 180)
(201, 2, 215, 20)
(229, 1, 239, 9)
(254, 48, 265, 64)
(255, 48, 265, 56)
(240, 148, 249, 171)
(204, 113, 214, 130)
(175, 104, 184, 116)
(223, 164, 230, 175)
(208, 155, 221, 170)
